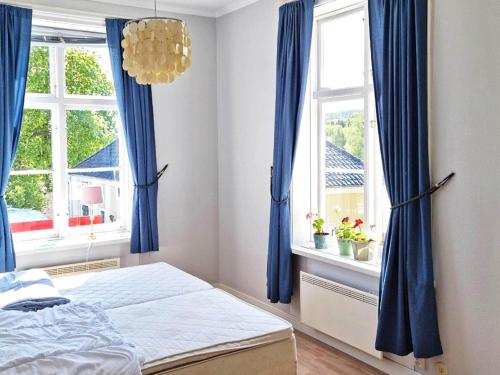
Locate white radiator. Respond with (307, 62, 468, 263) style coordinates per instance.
(300, 271, 382, 358)
(43, 258, 120, 277)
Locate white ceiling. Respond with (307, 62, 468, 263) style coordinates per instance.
(91, 0, 261, 18)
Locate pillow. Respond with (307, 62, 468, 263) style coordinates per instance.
(0, 269, 70, 312)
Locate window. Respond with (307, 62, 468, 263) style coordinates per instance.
(296, 0, 390, 244)
(6, 38, 130, 240)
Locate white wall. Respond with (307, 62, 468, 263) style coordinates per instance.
(430, 0, 500, 374)
(13, 0, 219, 283)
(217, 0, 500, 374)
(216, 0, 279, 303)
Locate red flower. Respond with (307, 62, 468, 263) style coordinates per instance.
(353, 218, 364, 228)
(341, 217, 350, 224)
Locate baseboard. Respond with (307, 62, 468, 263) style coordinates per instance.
(214, 283, 418, 375)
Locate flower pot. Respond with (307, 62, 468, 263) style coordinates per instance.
(352, 240, 376, 261)
(337, 239, 352, 256)
(313, 233, 329, 250)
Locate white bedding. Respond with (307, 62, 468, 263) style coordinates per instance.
(0, 268, 69, 311)
(0, 303, 142, 375)
(53, 262, 213, 309)
(108, 288, 293, 371)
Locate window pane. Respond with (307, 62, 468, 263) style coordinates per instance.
(27, 46, 50, 94)
(6, 174, 54, 233)
(66, 110, 119, 168)
(320, 9, 364, 90)
(65, 47, 115, 96)
(67, 172, 121, 227)
(67, 104, 121, 228)
(13, 109, 52, 170)
(322, 99, 365, 229)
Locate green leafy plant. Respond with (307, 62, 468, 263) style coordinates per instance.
(306, 212, 327, 234)
(352, 218, 370, 242)
(334, 216, 354, 240)
(335, 217, 370, 242)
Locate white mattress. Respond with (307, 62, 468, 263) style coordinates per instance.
(107, 288, 293, 372)
(53, 262, 212, 310)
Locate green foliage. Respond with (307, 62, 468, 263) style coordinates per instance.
(67, 110, 117, 168)
(335, 225, 353, 240)
(313, 217, 325, 234)
(6, 47, 117, 214)
(306, 212, 326, 234)
(334, 217, 354, 240)
(5, 175, 49, 212)
(352, 232, 369, 242)
(26, 46, 50, 94)
(325, 110, 364, 160)
(14, 109, 52, 170)
(65, 48, 114, 96)
(335, 217, 369, 241)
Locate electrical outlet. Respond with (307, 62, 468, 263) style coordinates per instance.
(415, 358, 427, 371)
(435, 362, 449, 375)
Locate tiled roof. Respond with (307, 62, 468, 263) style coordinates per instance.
(326, 141, 364, 170)
(72, 140, 119, 181)
(325, 141, 364, 188)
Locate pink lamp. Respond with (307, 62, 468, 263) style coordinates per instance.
(81, 186, 103, 240)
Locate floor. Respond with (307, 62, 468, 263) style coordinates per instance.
(296, 331, 386, 375)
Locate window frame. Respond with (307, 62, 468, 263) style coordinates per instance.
(11, 42, 131, 242)
(292, 0, 388, 246)
(316, 1, 375, 229)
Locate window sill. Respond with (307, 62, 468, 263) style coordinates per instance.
(15, 231, 131, 256)
(291, 243, 381, 278)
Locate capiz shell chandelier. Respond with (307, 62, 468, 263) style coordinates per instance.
(121, 1, 191, 85)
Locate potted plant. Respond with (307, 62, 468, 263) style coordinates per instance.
(351, 219, 376, 261)
(306, 212, 329, 250)
(334, 217, 354, 256)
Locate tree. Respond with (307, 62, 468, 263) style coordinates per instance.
(6, 47, 117, 213)
(343, 112, 364, 159)
(325, 110, 364, 160)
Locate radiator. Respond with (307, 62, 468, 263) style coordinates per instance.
(300, 271, 382, 358)
(43, 258, 120, 277)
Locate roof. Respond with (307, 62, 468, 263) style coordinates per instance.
(72, 140, 119, 181)
(325, 141, 364, 188)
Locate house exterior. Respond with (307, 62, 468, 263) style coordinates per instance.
(68, 140, 120, 224)
(325, 141, 364, 228)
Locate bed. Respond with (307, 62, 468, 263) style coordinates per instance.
(53, 262, 297, 375)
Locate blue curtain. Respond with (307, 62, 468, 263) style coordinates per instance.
(267, 0, 313, 304)
(105, 19, 159, 254)
(369, 0, 443, 357)
(0, 5, 32, 272)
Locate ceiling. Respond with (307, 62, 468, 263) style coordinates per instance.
(90, 0, 260, 18)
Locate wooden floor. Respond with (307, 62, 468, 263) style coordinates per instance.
(296, 331, 386, 375)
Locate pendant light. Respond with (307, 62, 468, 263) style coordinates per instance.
(121, 0, 191, 85)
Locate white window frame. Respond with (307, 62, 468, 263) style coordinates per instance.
(11, 42, 131, 242)
(293, 0, 388, 244)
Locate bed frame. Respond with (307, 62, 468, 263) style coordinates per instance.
(144, 336, 298, 375)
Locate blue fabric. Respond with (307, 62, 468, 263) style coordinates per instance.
(0, 5, 32, 272)
(369, 0, 443, 358)
(267, 0, 313, 304)
(105, 19, 159, 253)
(0, 269, 69, 312)
(3, 298, 70, 312)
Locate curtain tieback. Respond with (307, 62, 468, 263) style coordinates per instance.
(269, 166, 289, 205)
(391, 172, 455, 209)
(134, 164, 169, 189)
